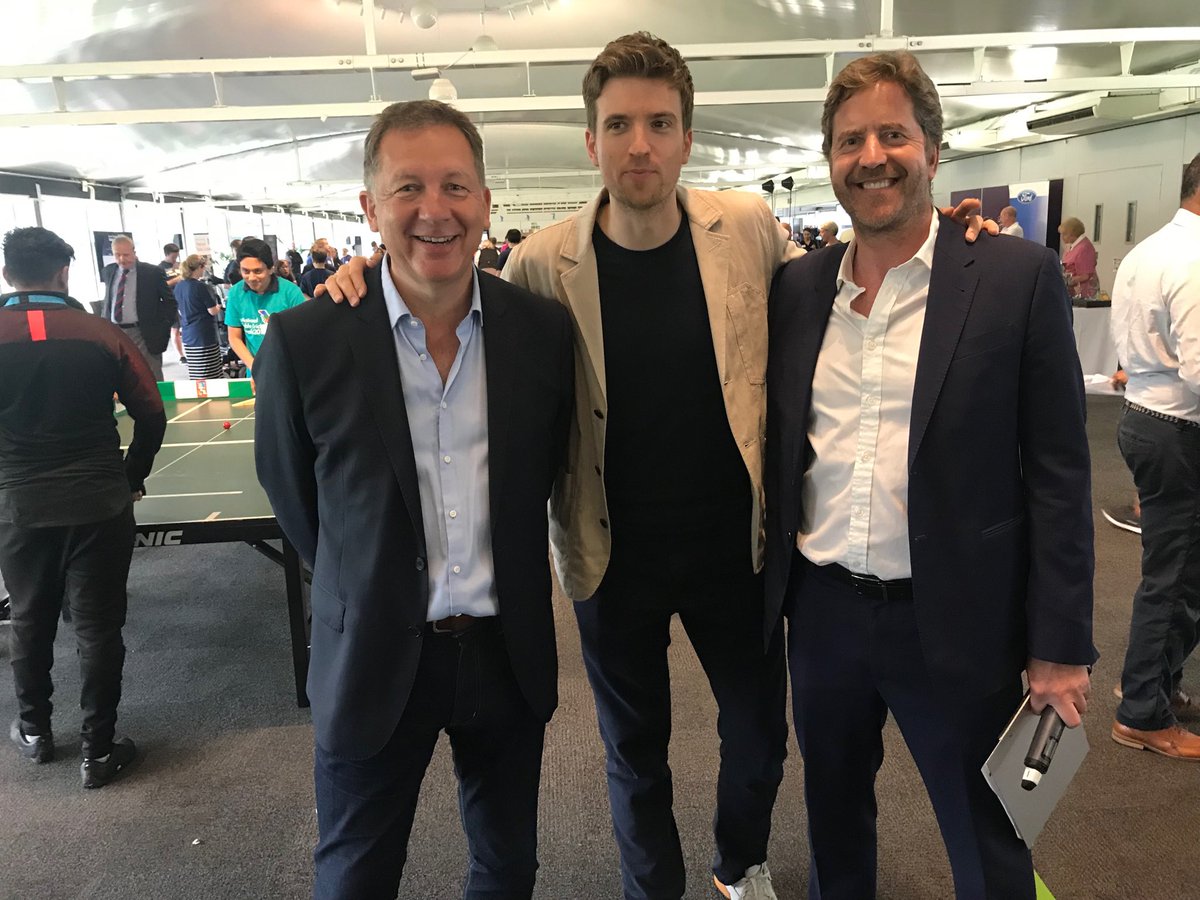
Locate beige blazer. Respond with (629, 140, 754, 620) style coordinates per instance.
(504, 186, 803, 601)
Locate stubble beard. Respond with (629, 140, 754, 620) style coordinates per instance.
(835, 173, 934, 239)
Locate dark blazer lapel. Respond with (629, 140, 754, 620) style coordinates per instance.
(908, 214, 979, 470)
(349, 266, 426, 553)
(785, 245, 845, 489)
(479, 276, 512, 526)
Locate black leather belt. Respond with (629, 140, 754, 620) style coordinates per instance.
(1124, 401, 1200, 430)
(427, 614, 496, 635)
(810, 560, 913, 601)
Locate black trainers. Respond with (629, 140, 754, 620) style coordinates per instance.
(10, 718, 54, 763)
(80, 737, 137, 789)
(1102, 505, 1142, 535)
(0, 595, 10, 624)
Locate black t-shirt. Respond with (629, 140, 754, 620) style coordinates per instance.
(593, 213, 750, 582)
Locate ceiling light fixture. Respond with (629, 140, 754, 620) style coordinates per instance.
(429, 77, 458, 102)
(410, 2, 438, 28)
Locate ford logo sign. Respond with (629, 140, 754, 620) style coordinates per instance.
(1017, 190, 1037, 203)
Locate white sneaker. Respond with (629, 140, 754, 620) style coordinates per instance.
(714, 862, 778, 900)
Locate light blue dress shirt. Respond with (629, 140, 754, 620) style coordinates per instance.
(379, 259, 498, 620)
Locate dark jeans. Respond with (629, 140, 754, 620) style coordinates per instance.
(312, 622, 545, 900)
(787, 554, 1033, 900)
(574, 567, 788, 900)
(1116, 406, 1200, 730)
(0, 506, 134, 757)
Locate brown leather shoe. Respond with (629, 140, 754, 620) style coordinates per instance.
(1111, 721, 1200, 759)
(1112, 685, 1200, 720)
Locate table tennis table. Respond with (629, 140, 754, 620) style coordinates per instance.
(116, 379, 310, 707)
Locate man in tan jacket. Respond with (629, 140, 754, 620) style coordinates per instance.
(502, 33, 798, 900)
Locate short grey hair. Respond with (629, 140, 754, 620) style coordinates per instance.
(363, 100, 486, 190)
(111, 234, 134, 248)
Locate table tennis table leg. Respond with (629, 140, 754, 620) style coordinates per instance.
(282, 537, 310, 708)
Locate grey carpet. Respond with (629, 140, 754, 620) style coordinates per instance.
(1, 394, 1197, 899)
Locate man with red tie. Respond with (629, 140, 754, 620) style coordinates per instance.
(100, 234, 177, 380)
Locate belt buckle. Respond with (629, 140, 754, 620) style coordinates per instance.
(430, 617, 456, 634)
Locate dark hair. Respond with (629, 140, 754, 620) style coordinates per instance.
(1182, 152, 1200, 203)
(583, 32, 694, 132)
(312, 249, 328, 265)
(363, 100, 485, 189)
(162, 242, 180, 255)
(2, 227, 75, 287)
(230, 239, 242, 251)
(821, 51, 943, 159)
(236, 237, 275, 268)
(505, 228, 523, 244)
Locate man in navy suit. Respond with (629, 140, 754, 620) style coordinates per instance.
(100, 235, 177, 380)
(765, 52, 1096, 899)
(254, 100, 574, 899)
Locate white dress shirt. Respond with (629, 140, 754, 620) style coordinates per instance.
(798, 210, 939, 579)
(1111, 207, 1200, 422)
(1001, 222, 1024, 239)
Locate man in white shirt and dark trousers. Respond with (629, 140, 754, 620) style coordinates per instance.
(765, 52, 1095, 899)
(1109, 152, 1200, 760)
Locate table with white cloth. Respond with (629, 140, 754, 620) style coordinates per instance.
(1072, 305, 1118, 376)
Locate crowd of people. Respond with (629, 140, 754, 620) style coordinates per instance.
(1, 26, 1196, 900)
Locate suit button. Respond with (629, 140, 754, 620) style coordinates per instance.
(415, 557, 426, 571)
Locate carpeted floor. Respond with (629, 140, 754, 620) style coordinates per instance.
(1, 393, 1197, 899)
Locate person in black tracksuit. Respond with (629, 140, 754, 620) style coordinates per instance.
(0, 227, 166, 789)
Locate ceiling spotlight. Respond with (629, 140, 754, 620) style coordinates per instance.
(428, 77, 458, 102)
(410, 2, 437, 28)
(471, 34, 499, 52)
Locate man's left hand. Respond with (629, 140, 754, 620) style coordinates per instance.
(1026, 657, 1091, 728)
(939, 197, 999, 242)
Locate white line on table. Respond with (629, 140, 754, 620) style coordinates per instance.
(139, 491, 244, 499)
(168, 398, 211, 423)
(121, 440, 255, 450)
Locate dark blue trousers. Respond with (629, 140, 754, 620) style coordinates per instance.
(312, 622, 545, 900)
(1116, 406, 1200, 731)
(787, 555, 1033, 900)
(574, 569, 788, 900)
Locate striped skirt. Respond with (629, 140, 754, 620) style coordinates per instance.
(184, 344, 224, 380)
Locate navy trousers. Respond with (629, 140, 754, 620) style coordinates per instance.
(312, 622, 545, 900)
(787, 554, 1033, 900)
(1116, 406, 1200, 730)
(0, 506, 133, 757)
(574, 569, 788, 900)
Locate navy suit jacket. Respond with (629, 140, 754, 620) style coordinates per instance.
(765, 215, 1097, 699)
(254, 267, 574, 759)
(100, 260, 177, 353)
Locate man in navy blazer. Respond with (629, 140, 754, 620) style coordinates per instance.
(254, 101, 573, 899)
(100, 235, 177, 380)
(764, 52, 1095, 899)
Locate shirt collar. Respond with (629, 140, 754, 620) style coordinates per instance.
(1171, 207, 1200, 230)
(837, 207, 939, 290)
(379, 254, 483, 330)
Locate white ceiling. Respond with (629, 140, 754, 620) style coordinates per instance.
(3, 1, 1200, 214)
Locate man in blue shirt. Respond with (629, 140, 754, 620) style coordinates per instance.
(254, 101, 573, 899)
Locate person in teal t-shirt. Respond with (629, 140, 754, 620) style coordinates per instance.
(225, 237, 306, 379)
